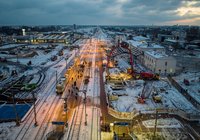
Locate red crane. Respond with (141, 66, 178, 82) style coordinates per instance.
(107, 40, 159, 80)
(107, 40, 134, 74)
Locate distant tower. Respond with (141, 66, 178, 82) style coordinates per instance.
(22, 29, 26, 36)
(73, 24, 76, 31)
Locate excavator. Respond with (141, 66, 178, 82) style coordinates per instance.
(107, 41, 159, 80)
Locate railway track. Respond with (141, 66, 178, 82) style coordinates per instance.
(31, 45, 89, 140)
(14, 64, 66, 140)
(91, 68, 100, 140)
(66, 59, 89, 140)
(14, 77, 57, 140)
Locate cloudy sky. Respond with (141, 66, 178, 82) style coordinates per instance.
(0, 0, 200, 25)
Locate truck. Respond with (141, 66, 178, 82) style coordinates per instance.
(127, 69, 159, 80)
(139, 72, 159, 80)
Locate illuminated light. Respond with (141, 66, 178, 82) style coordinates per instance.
(110, 123, 114, 127)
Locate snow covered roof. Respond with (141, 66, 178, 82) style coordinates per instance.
(36, 34, 68, 40)
(129, 40, 164, 49)
(165, 39, 178, 43)
(133, 36, 149, 41)
(145, 50, 168, 58)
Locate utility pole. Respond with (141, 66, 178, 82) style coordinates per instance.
(64, 97, 68, 127)
(84, 91, 87, 126)
(16, 48, 19, 63)
(56, 70, 58, 84)
(153, 109, 158, 137)
(12, 93, 20, 126)
(32, 92, 38, 126)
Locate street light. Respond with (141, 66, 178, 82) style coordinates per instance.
(12, 93, 20, 126)
(153, 109, 158, 137)
(79, 90, 87, 126)
(32, 92, 38, 126)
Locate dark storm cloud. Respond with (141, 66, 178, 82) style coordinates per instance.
(0, 0, 199, 25)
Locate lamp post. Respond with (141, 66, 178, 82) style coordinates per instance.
(153, 109, 158, 137)
(56, 70, 58, 84)
(64, 97, 68, 127)
(84, 91, 87, 126)
(79, 90, 87, 126)
(12, 93, 20, 126)
(32, 92, 38, 126)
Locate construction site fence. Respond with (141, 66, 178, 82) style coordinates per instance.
(108, 106, 200, 121)
(145, 108, 200, 121)
(107, 106, 139, 120)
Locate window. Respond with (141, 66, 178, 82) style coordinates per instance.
(165, 62, 167, 66)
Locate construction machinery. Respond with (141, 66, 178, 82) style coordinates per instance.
(153, 95, 162, 103)
(139, 72, 159, 80)
(137, 81, 147, 104)
(138, 95, 145, 104)
(152, 87, 162, 103)
(183, 79, 190, 86)
(107, 41, 159, 80)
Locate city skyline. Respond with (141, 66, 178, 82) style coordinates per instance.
(0, 0, 200, 26)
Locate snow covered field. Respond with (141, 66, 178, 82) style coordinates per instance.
(105, 68, 199, 115)
(173, 72, 200, 103)
(9, 45, 67, 66)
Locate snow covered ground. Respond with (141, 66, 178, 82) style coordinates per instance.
(9, 45, 66, 67)
(0, 44, 24, 49)
(173, 72, 200, 103)
(105, 68, 199, 114)
(0, 122, 16, 140)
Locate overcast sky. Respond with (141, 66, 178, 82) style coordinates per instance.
(0, 0, 200, 25)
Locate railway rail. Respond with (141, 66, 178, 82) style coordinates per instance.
(14, 64, 66, 140)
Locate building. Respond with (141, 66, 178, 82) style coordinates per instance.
(164, 39, 185, 48)
(22, 29, 26, 36)
(14, 34, 69, 44)
(144, 50, 176, 75)
(128, 39, 165, 64)
(132, 36, 150, 42)
(158, 34, 173, 42)
(128, 36, 176, 75)
(35, 34, 69, 44)
(172, 30, 186, 41)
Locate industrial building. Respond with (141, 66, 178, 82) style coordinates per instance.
(14, 34, 70, 44)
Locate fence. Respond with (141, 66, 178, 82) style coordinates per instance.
(107, 106, 139, 120)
